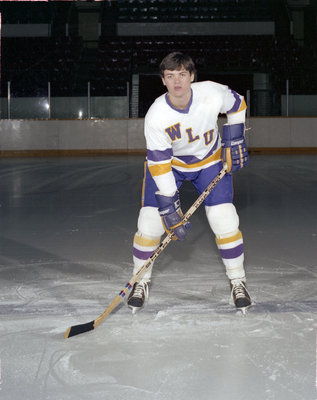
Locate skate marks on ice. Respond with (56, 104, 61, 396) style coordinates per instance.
(244, 255, 317, 315)
(1, 254, 316, 400)
(2, 309, 315, 400)
(0, 260, 130, 318)
(1, 271, 316, 399)
(2, 310, 316, 400)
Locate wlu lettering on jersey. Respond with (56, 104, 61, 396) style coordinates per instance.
(165, 123, 182, 141)
(165, 123, 214, 146)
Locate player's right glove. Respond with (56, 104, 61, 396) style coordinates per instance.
(221, 123, 249, 173)
(155, 191, 190, 240)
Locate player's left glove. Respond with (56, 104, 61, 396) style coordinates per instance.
(155, 191, 191, 240)
(221, 123, 249, 173)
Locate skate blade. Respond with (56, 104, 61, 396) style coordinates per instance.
(128, 305, 141, 315)
(237, 304, 251, 315)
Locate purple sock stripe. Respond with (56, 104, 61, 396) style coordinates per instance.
(133, 247, 154, 260)
(219, 244, 244, 259)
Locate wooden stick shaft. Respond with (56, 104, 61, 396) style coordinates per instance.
(64, 165, 227, 337)
(95, 165, 227, 325)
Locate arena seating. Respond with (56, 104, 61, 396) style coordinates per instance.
(0, 0, 315, 101)
(2, 33, 312, 98)
(117, 0, 273, 23)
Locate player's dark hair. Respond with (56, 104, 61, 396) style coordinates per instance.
(159, 52, 196, 78)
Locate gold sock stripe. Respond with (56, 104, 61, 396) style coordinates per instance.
(134, 234, 161, 247)
(216, 230, 242, 245)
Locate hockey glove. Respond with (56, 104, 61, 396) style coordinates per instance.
(221, 123, 249, 173)
(155, 191, 191, 240)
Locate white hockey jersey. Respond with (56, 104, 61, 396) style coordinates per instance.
(145, 80, 246, 195)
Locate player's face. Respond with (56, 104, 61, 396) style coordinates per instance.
(162, 67, 194, 99)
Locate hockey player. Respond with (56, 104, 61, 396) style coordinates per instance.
(128, 52, 251, 313)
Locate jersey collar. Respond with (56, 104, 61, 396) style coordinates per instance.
(165, 89, 193, 114)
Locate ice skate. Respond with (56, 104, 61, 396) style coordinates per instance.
(127, 281, 149, 314)
(230, 279, 251, 314)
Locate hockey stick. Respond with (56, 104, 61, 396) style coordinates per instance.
(64, 163, 227, 338)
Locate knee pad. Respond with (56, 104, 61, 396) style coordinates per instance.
(205, 203, 239, 236)
(137, 206, 165, 237)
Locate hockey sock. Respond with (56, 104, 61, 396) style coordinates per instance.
(132, 232, 161, 281)
(215, 230, 245, 280)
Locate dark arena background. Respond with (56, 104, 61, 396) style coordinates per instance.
(0, 2, 317, 400)
(0, 0, 316, 154)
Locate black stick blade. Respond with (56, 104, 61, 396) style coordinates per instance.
(64, 320, 95, 338)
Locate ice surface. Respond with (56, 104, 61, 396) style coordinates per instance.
(0, 155, 316, 399)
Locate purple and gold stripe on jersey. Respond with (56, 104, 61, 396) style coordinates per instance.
(147, 148, 173, 162)
(148, 162, 172, 177)
(227, 91, 247, 114)
(147, 148, 173, 177)
(148, 147, 221, 177)
(174, 136, 220, 165)
(172, 147, 221, 169)
(216, 230, 244, 260)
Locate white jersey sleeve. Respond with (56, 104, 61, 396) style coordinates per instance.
(145, 103, 177, 196)
(220, 85, 247, 124)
